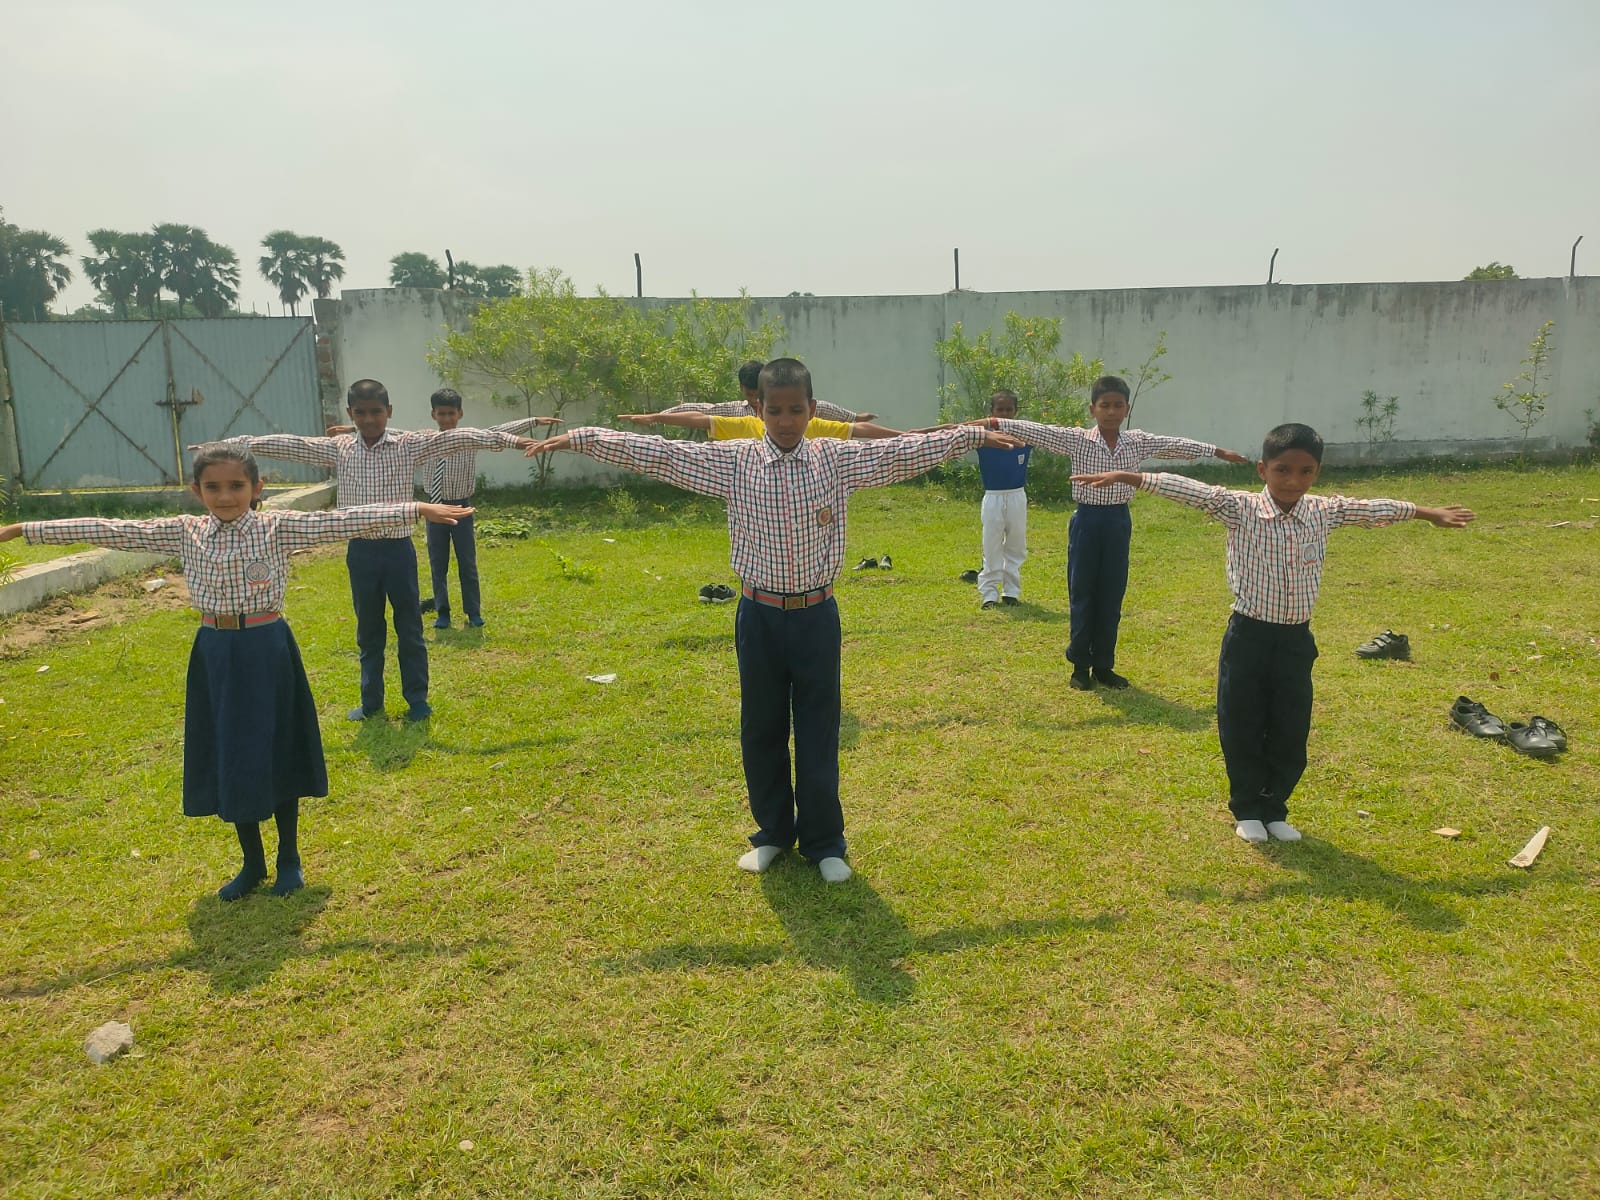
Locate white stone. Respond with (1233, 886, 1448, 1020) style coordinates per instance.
(84, 1021, 134, 1064)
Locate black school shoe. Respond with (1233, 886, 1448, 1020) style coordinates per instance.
(852, 557, 879, 571)
(1356, 630, 1410, 660)
(1505, 722, 1561, 758)
(1529, 715, 1568, 752)
(1450, 696, 1506, 738)
(698, 584, 735, 604)
(1001, 596, 1020, 607)
(958, 569, 980, 584)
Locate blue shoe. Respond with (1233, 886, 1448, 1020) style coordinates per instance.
(347, 706, 380, 721)
(405, 703, 433, 722)
(433, 615, 451, 630)
(466, 616, 486, 628)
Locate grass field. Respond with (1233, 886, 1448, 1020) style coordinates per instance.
(2, 464, 1598, 1198)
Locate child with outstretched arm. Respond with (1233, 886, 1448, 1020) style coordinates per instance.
(1073, 422, 1474, 845)
(529, 358, 1023, 883)
(1, 443, 472, 900)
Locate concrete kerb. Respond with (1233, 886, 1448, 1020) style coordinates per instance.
(0, 480, 338, 618)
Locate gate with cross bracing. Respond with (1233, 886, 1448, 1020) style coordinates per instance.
(2, 317, 326, 489)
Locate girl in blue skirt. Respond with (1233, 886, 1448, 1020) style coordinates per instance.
(0, 444, 472, 900)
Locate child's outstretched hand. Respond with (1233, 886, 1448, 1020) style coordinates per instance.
(1418, 505, 1476, 528)
(1215, 449, 1250, 463)
(326, 424, 356, 436)
(616, 414, 660, 426)
(1071, 470, 1143, 489)
(0, 522, 22, 542)
(977, 431, 1025, 450)
(525, 433, 574, 456)
(419, 503, 474, 526)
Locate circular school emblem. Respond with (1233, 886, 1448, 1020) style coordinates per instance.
(243, 560, 272, 585)
(816, 506, 833, 526)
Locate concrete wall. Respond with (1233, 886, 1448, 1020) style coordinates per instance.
(314, 278, 1599, 487)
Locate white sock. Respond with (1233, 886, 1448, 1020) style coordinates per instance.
(1266, 821, 1302, 842)
(1235, 820, 1269, 844)
(818, 856, 852, 883)
(737, 845, 783, 873)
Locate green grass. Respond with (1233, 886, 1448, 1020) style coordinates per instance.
(2, 465, 1598, 1199)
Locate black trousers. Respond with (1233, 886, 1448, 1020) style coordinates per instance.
(1066, 502, 1132, 670)
(734, 595, 845, 862)
(346, 538, 429, 713)
(426, 504, 480, 621)
(1216, 612, 1317, 823)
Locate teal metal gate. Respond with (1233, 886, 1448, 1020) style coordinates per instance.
(2, 318, 325, 489)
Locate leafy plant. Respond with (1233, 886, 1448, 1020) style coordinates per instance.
(605, 489, 640, 524)
(549, 547, 597, 583)
(1121, 330, 1173, 420)
(475, 517, 534, 540)
(1495, 320, 1556, 459)
(1356, 390, 1400, 446)
(0, 475, 16, 584)
(1465, 262, 1518, 280)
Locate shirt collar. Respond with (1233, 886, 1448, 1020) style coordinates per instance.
(1256, 486, 1308, 521)
(759, 433, 811, 462)
(358, 430, 397, 450)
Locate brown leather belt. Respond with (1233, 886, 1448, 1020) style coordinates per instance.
(200, 612, 282, 630)
(740, 585, 834, 611)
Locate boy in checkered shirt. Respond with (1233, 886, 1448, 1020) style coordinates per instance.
(528, 358, 1023, 883)
(1074, 422, 1474, 845)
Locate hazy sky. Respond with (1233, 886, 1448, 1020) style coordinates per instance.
(6, 0, 1597, 314)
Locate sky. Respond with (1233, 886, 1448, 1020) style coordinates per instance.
(5, 0, 1597, 315)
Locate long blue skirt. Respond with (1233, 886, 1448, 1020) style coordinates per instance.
(183, 621, 328, 823)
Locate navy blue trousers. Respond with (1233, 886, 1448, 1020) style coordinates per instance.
(426, 505, 480, 622)
(1066, 502, 1132, 670)
(734, 595, 845, 862)
(1216, 613, 1317, 822)
(346, 538, 429, 713)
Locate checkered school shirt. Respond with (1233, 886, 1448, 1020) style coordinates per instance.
(425, 418, 548, 501)
(231, 428, 523, 538)
(567, 425, 986, 592)
(995, 419, 1218, 504)
(22, 505, 419, 615)
(1140, 473, 1417, 624)
(661, 399, 862, 422)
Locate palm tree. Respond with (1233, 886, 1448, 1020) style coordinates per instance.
(477, 264, 523, 298)
(389, 251, 446, 288)
(81, 229, 153, 319)
(9, 230, 75, 321)
(126, 233, 163, 317)
(302, 236, 346, 300)
(192, 242, 240, 317)
(151, 223, 211, 317)
(259, 230, 310, 316)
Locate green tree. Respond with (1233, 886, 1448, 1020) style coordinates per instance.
(81, 229, 155, 319)
(1120, 330, 1172, 420)
(1495, 320, 1556, 459)
(390, 252, 447, 288)
(151, 224, 236, 317)
(1465, 262, 1518, 280)
(0, 211, 74, 321)
(618, 292, 785, 412)
(1356, 390, 1400, 446)
(302, 236, 346, 300)
(191, 242, 241, 317)
(259, 230, 311, 316)
(475, 264, 523, 298)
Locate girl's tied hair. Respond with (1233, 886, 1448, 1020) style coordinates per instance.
(191, 442, 263, 506)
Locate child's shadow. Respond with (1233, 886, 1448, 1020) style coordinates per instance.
(1095, 685, 1215, 732)
(430, 627, 487, 651)
(1173, 837, 1535, 933)
(349, 717, 431, 771)
(602, 857, 1120, 1004)
(997, 602, 1069, 625)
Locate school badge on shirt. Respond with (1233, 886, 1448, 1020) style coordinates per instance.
(244, 560, 272, 588)
(816, 506, 833, 526)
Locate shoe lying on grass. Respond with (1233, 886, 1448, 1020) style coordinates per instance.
(1505, 721, 1561, 758)
(1528, 715, 1567, 752)
(958, 569, 979, 584)
(698, 583, 736, 603)
(1356, 630, 1410, 659)
(1450, 696, 1505, 738)
(852, 557, 879, 571)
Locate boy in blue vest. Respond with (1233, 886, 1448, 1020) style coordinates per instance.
(975, 389, 1032, 609)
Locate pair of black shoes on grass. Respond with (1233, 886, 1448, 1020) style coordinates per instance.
(853, 555, 893, 571)
(1451, 697, 1567, 758)
(1068, 657, 1130, 692)
(698, 584, 736, 604)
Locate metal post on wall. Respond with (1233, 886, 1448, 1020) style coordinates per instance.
(635, 253, 643, 298)
(953, 248, 960, 291)
(1572, 236, 1584, 281)
(1267, 248, 1280, 284)
(445, 249, 456, 290)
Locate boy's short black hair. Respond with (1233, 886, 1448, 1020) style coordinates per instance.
(757, 357, 812, 400)
(430, 388, 464, 410)
(737, 360, 766, 392)
(1262, 422, 1324, 463)
(347, 379, 391, 408)
(989, 389, 1019, 409)
(1090, 375, 1131, 403)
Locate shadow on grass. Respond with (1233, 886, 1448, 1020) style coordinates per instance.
(4, 885, 497, 997)
(658, 633, 734, 653)
(997, 602, 1069, 625)
(1094, 685, 1215, 731)
(429, 626, 487, 651)
(347, 718, 573, 771)
(1168, 837, 1535, 932)
(602, 857, 1122, 1004)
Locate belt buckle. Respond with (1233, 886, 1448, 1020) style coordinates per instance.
(783, 595, 805, 611)
(216, 614, 241, 630)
